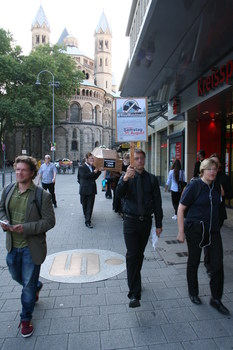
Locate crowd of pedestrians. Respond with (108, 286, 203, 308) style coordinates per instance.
(0, 148, 232, 338)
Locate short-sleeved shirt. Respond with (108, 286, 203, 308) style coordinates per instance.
(180, 179, 220, 231)
(39, 162, 57, 184)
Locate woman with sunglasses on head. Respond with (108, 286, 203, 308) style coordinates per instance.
(177, 158, 229, 315)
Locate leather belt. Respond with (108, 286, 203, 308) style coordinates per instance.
(124, 214, 152, 221)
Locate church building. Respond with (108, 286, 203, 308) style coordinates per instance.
(7, 5, 118, 163)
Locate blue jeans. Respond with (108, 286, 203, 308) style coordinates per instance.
(6, 247, 42, 321)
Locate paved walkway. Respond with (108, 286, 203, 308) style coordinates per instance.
(0, 172, 233, 350)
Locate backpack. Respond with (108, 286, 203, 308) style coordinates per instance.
(4, 183, 43, 217)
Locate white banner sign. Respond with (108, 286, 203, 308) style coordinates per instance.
(115, 98, 148, 142)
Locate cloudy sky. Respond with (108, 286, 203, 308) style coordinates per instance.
(0, 0, 132, 88)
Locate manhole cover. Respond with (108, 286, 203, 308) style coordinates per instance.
(40, 249, 126, 283)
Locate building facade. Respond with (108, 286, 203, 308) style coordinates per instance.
(120, 0, 233, 208)
(5, 5, 118, 163)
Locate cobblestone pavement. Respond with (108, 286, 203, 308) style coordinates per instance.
(0, 172, 232, 350)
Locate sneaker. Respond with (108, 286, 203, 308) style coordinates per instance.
(35, 283, 43, 303)
(19, 320, 34, 338)
(172, 214, 177, 220)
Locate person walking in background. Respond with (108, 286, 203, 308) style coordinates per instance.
(37, 154, 57, 208)
(0, 156, 55, 337)
(103, 170, 113, 199)
(78, 152, 101, 228)
(177, 158, 229, 315)
(116, 149, 163, 308)
(193, 149, 205, 178)
(113, 153, 130, 215)
(204, 153, 233, 275)
(165, 159, 185, 220)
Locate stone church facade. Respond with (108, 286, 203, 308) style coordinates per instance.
(5, 5, 119, 163)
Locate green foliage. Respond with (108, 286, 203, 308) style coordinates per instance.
(0, 29, 85, 141)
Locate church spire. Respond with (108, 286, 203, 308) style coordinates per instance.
(94, 11, 112, 94)
(95, 11, 112, 35)
(31, 5, 50, 49)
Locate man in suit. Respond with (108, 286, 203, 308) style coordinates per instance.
(78, 152, 101, 228)
(0, 156, 55, 337)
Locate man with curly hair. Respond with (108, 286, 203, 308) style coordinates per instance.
(0, 156, 55, 337)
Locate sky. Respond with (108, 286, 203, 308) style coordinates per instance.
(0, 0, 132, 89)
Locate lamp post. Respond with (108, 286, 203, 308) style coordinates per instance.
(35, 70, 56, 162)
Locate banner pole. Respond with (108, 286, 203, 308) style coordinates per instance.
(130, 142, 135, 167)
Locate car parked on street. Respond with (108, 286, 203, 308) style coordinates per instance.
(54, 158, 73, 173)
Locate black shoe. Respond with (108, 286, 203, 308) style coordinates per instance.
(54, 204, 57, 208)
(129, 298, 140, 308)
(85, 223, 93, 229)
(210, 298, 230, 315)
(189, 295, 202, 305)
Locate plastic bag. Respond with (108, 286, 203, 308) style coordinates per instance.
(102, 179, 107, 191)
(151, 228, 158, 250)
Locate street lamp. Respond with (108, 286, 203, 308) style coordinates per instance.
(35, 70, 58, 162)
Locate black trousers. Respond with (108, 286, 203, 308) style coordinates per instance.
(105, 179, 113, 198)
(185, 229, 224, 300)
(42, 182, 56, 205)
(80, 194, 95, 224)
(123, 217, 152, 300)
(171, 191, 181, 215)
(204, 220, 224, 273)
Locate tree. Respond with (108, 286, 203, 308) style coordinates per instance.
(0, 28, 85, 163)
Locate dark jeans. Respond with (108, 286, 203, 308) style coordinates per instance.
(185, 228, 224, 300)
(171, 191, 181, 215)
(105, 179, 113, 199)
(6, 247, 42, 321)
(123, 216, 152, 300)
(80, 194, 95, 224)
(42, 182, 57, 206)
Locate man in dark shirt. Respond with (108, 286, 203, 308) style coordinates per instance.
(193, 149, 205, 178)
(116, 149, 163, 308)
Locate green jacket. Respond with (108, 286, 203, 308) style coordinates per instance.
(0, 183, 55, 264)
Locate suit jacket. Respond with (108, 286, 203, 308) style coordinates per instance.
(78, 163, 101, 196)
(0, 183, 55, 265)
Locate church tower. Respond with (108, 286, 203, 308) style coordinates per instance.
(31, 5, 50, 50)
(94, 11, 112, 94)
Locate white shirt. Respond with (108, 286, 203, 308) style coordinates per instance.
(166, 169, 185, 192)
(85, 162, 92, 172)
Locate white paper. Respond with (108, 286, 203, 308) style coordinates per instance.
(151, 229, 158, 250)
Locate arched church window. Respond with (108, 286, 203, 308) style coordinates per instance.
(99, 40, 103, 49)
(105, 58, 108, 66)
(71, 141, 78, 151)
(106, 81, 108, 89)
(72, 128, 77, 138)
(105, 40, 109, 49)
(99, 58, 102, 67)
(42, 35, 46, 43)
(70, 104, 81, 122)
(36, 35, 40, 44)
